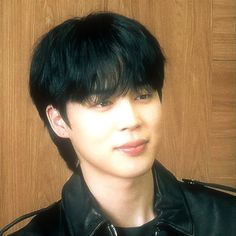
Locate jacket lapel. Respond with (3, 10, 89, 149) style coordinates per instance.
(61, 170, 106, 235)
(153, 161, 194, 235)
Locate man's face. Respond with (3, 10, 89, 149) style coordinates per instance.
(64, 89, 162, 179)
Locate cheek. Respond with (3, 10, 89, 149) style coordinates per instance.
(144, 104, 162, 129)
(154, 110, 162, 129)
(144, 105, 162, 149)
(70, 113, 114, 145)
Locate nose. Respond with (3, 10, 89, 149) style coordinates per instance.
(115, 99, 141, 131)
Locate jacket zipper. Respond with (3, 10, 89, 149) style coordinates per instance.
(108, 224, 118, 236)
(89, 220, 107, 236)
(89, 222, 117, 236)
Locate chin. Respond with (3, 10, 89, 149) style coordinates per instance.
(115, 157, 155, 179)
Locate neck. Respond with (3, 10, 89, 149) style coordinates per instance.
(81, 166, 155, 227)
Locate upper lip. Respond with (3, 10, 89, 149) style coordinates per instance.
(116, 139, 149, 149)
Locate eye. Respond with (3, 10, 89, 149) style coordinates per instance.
(86, 95, 114, 110)
(96, 100, 112, 108)
(89, 99, 114, 112)
(135, 93, 153, 101)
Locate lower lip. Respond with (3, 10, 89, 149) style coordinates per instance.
(117, 143, 146, 157)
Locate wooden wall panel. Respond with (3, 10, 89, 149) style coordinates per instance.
(210, 0, 236, 187)
(0, 0, 235, 233)
(159, 0, 212, 180)
(211, 61, 236, 186)
(212, 0, 236, 60)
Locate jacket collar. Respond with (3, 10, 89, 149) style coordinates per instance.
(153, 161, 193, 235)
(61, 168, 106, 236)
(62, 161, 193, 235)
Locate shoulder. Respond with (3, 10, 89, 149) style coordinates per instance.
(1, 201, 68, 236)
(179, 180, 236, 234)
(180, 179, 236, 207)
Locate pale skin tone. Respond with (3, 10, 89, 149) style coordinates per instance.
(46, 88, 162, 227)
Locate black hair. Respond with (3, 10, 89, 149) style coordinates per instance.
(29, 12, 165, 172)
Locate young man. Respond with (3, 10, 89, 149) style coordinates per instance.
(1, 12, 236, 236)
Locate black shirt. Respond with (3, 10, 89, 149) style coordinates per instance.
(115, 218, 157, 236)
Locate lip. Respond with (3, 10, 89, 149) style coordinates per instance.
(115, 140, 149, 156)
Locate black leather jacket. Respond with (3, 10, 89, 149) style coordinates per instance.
(1, 161, 236, 235)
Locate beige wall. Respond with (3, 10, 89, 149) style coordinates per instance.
(0, 0, 235, 232)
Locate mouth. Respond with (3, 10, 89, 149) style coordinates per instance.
(115, 139, 149, 157)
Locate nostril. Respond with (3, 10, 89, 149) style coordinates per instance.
(119, 122, 141, 132)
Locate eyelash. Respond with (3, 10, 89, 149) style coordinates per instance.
(135, 93, 153, 101)
(91, 92, 153, 110)
(96, 100, 113, 108)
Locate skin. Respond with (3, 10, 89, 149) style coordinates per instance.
(46, 88, 162, 227)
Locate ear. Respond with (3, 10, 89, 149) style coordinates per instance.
(46, 105, 70, 138)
